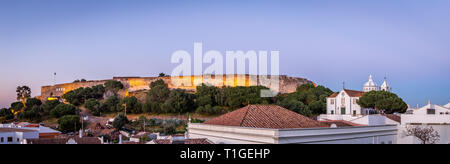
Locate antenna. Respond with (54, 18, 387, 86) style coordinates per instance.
(53, 72, 56, 85)
(342, 81, 345, 89)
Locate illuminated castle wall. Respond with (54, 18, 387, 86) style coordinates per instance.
(40, 75, 314, 100)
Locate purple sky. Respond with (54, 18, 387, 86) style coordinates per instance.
(1, 0, 449, 108)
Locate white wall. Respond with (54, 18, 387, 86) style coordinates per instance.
(397, 124, 450, 144)
(327, 90, 362, 116)
(0, 131, 39, 144)
(188, 123, 397, 144)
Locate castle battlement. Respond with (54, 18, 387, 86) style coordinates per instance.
(40, 74, 314, 100)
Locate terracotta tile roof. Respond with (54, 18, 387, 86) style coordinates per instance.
(204, 105, 328, 129)
(319, 120, 366, 127)
(343, 89, 365, 97)
(385, 114, 401, 123)
(329, 92, 339, 98)
(328, 89, 365, 98)
(27, 137, 101, 144)
(152, 138, 213, 144)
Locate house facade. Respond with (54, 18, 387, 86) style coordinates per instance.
(188, 105, 398, 144)
(320, 75, 391, 121)
(0, 128, 39, 144)
(398, 102, 450, 144)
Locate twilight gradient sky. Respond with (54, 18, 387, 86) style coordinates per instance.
(1, 0, 449, 108)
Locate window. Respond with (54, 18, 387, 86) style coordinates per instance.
(330, 99, 335, 105)
(7, 137, 13, 142)
(388, 141, 393, 144)
(17, 138, 19, 142)
(341, 98, 345, 105)
(353, 98, 358, 104)
(331, 110, 334, 115)
(0, 137, 3, 143)
(427, 109, 435, 115)
(341, 108, 346, 115)
(353, 110, 356, 116)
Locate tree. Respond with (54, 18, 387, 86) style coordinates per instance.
(147, 80, 170, 103)
(58, 115, 81, 133)
(42, 100, 61, 115)
(0, 108, 9, 117)
(404, 126, 440, 144)
(279, 97, 312, 117)
(112, 114, 129, 130)
(104, 80, 123, 93)
(25, 98, 42, 110)
(102, 95, 120, 112)
(90, 85, 105, 99)
(309, 100, 326, 115)
(357, 91, 408, 114)
(150, 79, 167, 89)
(10, 101, 24, 112)
(163, 123, 176, 135)
(120, 96, 142, 114)
(276, 84, 332, 116)
(158, 73, 167, 77)
(85, 99, 101, 116)
(62, 85, 105, 106)
(162, 89, 195, 113)
(22, 105, 41, 122)
(50, 104, 78, 118)
(196, 105, 223, 115)
(16, 86, 31, 103)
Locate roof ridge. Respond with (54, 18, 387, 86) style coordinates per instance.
(240, 105, 252, 127)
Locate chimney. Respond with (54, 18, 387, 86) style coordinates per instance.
(119, 134, 123, 144)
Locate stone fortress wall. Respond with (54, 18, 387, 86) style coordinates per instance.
(40, 75, 314, 100)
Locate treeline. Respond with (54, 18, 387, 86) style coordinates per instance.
(0, 97, 81, 133)
(59, 79, 333, 117)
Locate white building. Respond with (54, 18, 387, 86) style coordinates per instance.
(188, 105, 397, 144)
(398, 102, 450, 144)
(1, 122, 61, 138)
(320, 75, 393, 121)
(0, 128, 39, 144)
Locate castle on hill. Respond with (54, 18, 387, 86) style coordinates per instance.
(39, 74, 314, 101)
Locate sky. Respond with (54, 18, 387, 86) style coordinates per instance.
(0, 0, 449, 108)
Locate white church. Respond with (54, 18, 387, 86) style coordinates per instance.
(319, 75, 393, 121)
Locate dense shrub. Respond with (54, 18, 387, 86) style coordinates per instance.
(104, 80, 123, 92)
(102, 96, 120, 113)
(25, 98, 42, 109)
(42, 100, 61, 115)
(50, 104, 78, 118)
(58, 115, 81, 133)
(62, 85, 105, 106)
(85, 99, 102, 116)
(120, 96, 142, 114)
(22, 105, 42, 122)
(112, 114, 129, 130)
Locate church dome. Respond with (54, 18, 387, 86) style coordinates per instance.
(363, 75, 379, 92)
(363, 75, 378, 87)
